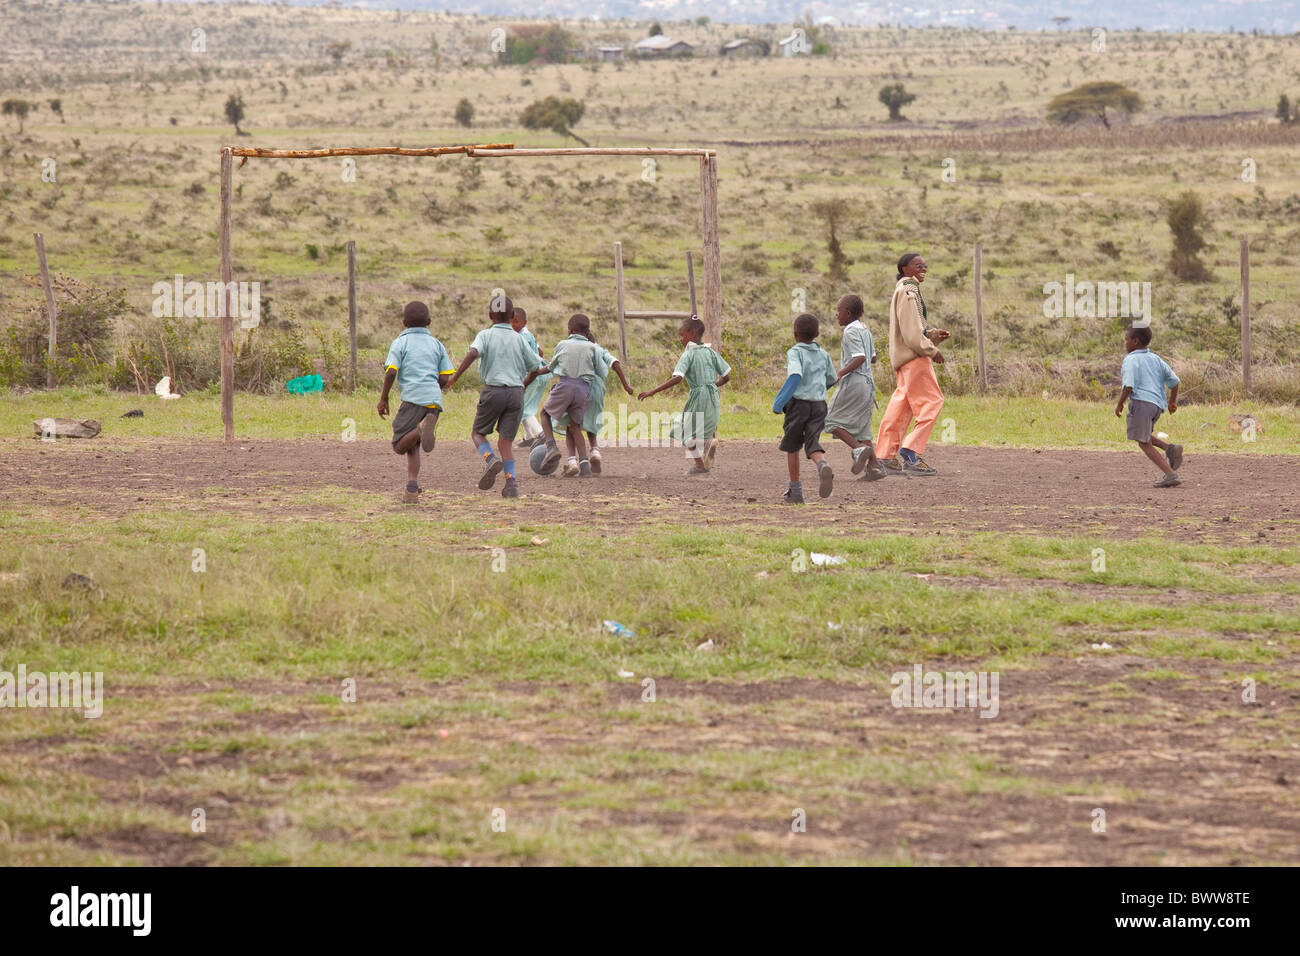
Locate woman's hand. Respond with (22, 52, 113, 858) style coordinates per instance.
(929, 329, 950, 343)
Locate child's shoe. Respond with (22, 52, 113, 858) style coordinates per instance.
(817, 461, 834, 498)
(478, 454, 503, 489)
(420, 411, 439, 452)
(501, 477, 519, 498)
(880, 455, 909, 478)
(783, 484, 805, 504)
(588, 447, 602, 474)
(540, 442, 562, 472)
(563, 457, 580, 477)
(516, 435, 537, 450)
(902, 452, 937, 476)
(850, 446, 869, 475)
(579, 459, 592, 478)
(1153, 471, 1181, 488)
(1166, 444, 1184, 470)
(402, 481, 420, 504)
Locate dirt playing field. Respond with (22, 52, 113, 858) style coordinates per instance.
(3, 438, 1298, 865)
(6, 438, 1298, 544)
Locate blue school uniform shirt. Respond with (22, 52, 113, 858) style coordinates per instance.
(786, 342, 837, 402)
(384, 327, 455, 408)
(1121, 348, 1179, 410)
(470, 322, 546, 387)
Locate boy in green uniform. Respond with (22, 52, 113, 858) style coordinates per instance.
(547, 329, 634, 475)
(637, 316, 731, 475)
(445, 293, 546, 499)
(772, 313, 837, 503)
(376, 301, 456, 503)
(523, 313, 608, 477)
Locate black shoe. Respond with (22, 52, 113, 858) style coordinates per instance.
(783, 487, 805, 505)
(479, 454, 503, 489)
(501, 478, 519, 498)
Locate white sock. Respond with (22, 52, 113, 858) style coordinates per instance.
(523, 416, 542, 439)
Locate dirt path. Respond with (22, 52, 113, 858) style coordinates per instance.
(3, 439, 1297, 543)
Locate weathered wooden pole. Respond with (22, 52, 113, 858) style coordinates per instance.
(614, 241, 628, 365)
(698, 154, 722, 347)
(347, 240, 358, 391)
(974, 241, 987, 390)
(34, 233, 57, 389)
(686, 250, 697, 316)
(1240, 239, 1251, 396)
(219, 147, 235, 442)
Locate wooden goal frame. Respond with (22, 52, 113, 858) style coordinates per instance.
(217, 143, 722, 442)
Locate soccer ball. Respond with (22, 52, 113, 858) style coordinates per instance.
(529, 442, 559, 476)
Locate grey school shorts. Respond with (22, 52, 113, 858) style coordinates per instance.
(779, 398, 828, 458)
(543, 376, 590, 427)
(1127, 398, 1162, 443)
(391, 401, 438, 448)
(473, 385, 524, 440)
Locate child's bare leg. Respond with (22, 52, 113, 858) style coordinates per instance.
(497, 436, 513, 466)
(407, 448, 420, 484)
(569, 424, 587, 461)
(1150, 435, 1170, 451)
(787, 451, 801, 482)
(586, 430, 598, 451)
(565, 429, 576, 459)
(1139, 441, 1173, 474)
(811, 450, 825, 467)
(395, 428, 421, 455)
(471, 429, 490, 454)
(830, 426, 861, 449)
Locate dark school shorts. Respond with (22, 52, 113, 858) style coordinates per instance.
(473, 385, 525, 440)
(543, 376, 590, 428)
(1126, 398, 1162, 443)
(779, 398, 828, 457)
(391, 401, 438, 448)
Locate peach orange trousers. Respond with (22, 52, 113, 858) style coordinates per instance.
(875, 356, 944, 460)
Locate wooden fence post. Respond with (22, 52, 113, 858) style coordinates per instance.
(614, 241, 627, 365)
(347, 240, 358, 391)
(34, 233, 57, 389)
(974, 241, 986, 390)
(698, 155, 722, 347)
(219, 147, 235, 442)
(1240, 239, 1251, 396)
(686, 250, 697, 316)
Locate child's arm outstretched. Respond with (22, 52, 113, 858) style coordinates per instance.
(1114, 385, 1132, 417)
(611, 359, 634, 395)
(445, 349, 479, 390)
(772, 373, 801, 413)
(638, 374, 682, 401)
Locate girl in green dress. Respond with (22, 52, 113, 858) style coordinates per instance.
(637, 316, 731, 475)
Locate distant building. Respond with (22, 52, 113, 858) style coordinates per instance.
(596, 46, 624, 62)
(721, 38, 764, 57)
(634, 35, 694, 57)
(778, 32, 808, 57)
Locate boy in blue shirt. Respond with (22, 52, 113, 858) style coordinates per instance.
(376, 301, 456, 503)
(773, 313, 838, 503)
(445, 293, 547, 499)
(1115, 324, 1184, 488)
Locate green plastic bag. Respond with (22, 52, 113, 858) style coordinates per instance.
(285, 374, 323, 394)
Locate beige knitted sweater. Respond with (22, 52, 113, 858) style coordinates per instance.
(886, 277, 940, 371)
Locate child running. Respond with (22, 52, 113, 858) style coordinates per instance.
(445, 293, 546, 499)
(637, 316, 731, 475)
(772, 313, 837, 503)
(513, 306, 552, 450)
(547, 329, 634, 475)
(823, 293, 886, 481)
(1115, 323, 1184, 487)
(376, 301, 455, 503)
(523, 313, 608, 477)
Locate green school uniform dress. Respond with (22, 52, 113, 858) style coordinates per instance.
(823, 319, 877, 441)
(551, 346, 616, 434)
(519, 326, 553, 418)
(670, 341, 731, 447)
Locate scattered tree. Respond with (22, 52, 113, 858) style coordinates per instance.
(695, 16, 710, 26)
(2, 99, 37, 134)
(1051, 16, 1072, 29)
(878, 83, 916, 122)
(811, 200, 853, 281)
(454, 98, 474, 128)
(1047, 81, 1143, 129)
(503, 24, 574, 65)
(1277, 93, 1296, 125)
(649, 23, 663, 37)
(1166, 191, 1211, 282)
(519, 96, 588, 146)
(224, 94, 247, 136)
(47, 98, 64, 122)
(326, 40, 351, 65)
